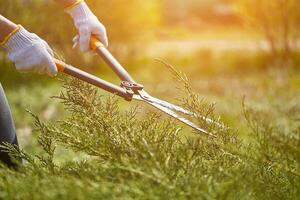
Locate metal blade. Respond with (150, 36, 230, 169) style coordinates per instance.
(133, 94, 214, 136)
(138, 91, 223, 128)
(145, 95, 193, 115)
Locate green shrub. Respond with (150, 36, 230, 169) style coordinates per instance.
(0, 67, 299, 199)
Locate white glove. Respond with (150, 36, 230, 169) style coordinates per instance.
(66, 1, 108, 52)
(3, 26, 57, 76)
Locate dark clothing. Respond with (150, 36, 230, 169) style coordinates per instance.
(0, 83, 19, 167)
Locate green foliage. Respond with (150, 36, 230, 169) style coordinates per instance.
(0, 66, 299, 199)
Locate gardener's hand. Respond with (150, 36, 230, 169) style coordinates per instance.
(66, 0, 108, 52)
(2, 26, 57, 76)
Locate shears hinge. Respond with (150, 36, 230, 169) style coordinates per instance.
(121, 81, 144, 94)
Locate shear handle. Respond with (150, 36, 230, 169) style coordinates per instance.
(55, 59, 134, 101)
(90, 36, 136, 84)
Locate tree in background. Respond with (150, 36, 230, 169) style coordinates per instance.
(235, 0, 300, 67)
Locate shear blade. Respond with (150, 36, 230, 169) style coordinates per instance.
(139, 91, 223, 128)
(133, 91, 214, 136)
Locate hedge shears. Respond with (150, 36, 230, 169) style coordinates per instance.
(54, 37, 220, 136)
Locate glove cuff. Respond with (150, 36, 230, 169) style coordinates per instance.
(3, 26, 34, 53)
(64, 0, 84, 11)
(0, 25, 21, 46)
(66, 1, 94, 26)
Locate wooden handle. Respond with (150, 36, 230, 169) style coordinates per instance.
(90, 36, 105, 50)
(54, 58, 66, 72)
(90, 37, 136, 83)
(52, 58, 133, 101)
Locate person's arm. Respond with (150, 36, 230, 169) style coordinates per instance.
(0, 16, 18, 42)
(0, 15, 57, 76)
(54, 0, 78, 8)
(55, 0, 108, 52)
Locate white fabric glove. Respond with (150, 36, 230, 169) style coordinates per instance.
(3, 26, 57, 76)
(66, 1, 108, 52)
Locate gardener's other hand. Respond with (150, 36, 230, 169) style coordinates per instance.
(66, 0, 108, 52)
(2, 26, 57, 76)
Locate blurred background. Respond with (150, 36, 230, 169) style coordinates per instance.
(0, 0, 299, 152)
